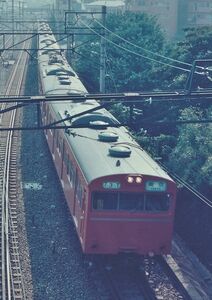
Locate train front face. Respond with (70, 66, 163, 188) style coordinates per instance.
(84, 174, 176, 255)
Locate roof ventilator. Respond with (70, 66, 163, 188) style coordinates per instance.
(109, 145, 131, 158)
(89, 121, 109, 130)
(58, 75, 70, 80)
(56, 71, 68, 76)
(98, 131, 119, 142)
(59, 79, 71, 85)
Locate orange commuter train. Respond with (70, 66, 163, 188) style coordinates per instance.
(38, 23, 176, 255)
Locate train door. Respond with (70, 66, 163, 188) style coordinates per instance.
(79, 191, 86, 239)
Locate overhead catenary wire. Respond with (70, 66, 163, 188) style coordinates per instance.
(93, 17, 199, 70)
(72, 48, 101, 70)
(160, 163, 212, 208)
(78, 17, 192, 74)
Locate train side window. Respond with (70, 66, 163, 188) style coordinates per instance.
(46, 105, 49, 117)
(68, 160, 74, 185)
(58, 135, 63, 154)
(64, 151, 69, 175)
(49, 115, 53, 135)
(119, 193, 144, 211)
(92, 192, 118, 210)
(145, 194, 170, 212)
(56, 131, 59, 148)
(76, 182, 83, 205)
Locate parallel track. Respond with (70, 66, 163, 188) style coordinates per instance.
(89, 254, 195, 300)
(0, 37, 30, 300)
(90, 256, 157, 300)
(143, 256, 193, 300)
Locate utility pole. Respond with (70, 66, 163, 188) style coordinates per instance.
(100, 5, 106, 93)
(67, 0, 72, 62)
(18, 1, 21, 30)
(22, 1, 25, 20)
(12, 0, 14, 46)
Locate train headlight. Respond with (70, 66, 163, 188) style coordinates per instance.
(127, 176, 134, 183)
(127, 176, 142, 184)
(135, 176, 142, 184)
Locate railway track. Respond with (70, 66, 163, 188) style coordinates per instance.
(88, 253, 195, 300)
(143, 256, 193, 300)
(88, 256, 157, 300)
(156, 256, 192, 299)
(0, 38, 30, 300)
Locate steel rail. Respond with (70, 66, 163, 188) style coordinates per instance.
(0, 37, 29, 300)
(156, 256, 192, 300)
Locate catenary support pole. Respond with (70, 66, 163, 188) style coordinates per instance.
(100, 5, 106, 93)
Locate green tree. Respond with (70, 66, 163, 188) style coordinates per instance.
(74, 12, 166, 92)
(169, 26, 212, 90)
(168, 107, 212, 189)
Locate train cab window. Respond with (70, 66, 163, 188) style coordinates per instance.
(92, 192, 118, 210)
(145, 194, 170, 212)
(119, 193, 144, 211)
(92, 192, 170, 212)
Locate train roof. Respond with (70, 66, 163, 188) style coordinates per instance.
(66, 121, 172, 183)
(38, 56, 87, 94)
(50, 101, 173, 184)
(38, 23, 174, 184)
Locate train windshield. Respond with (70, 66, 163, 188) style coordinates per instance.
(92, 192, 170, 212)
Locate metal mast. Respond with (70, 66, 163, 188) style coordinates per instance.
(100, 5, 106, 93)
(12, 0, 14, 48)
(67, 0, 72, 61)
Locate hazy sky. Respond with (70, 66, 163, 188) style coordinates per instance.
(27, 0, 52, 7)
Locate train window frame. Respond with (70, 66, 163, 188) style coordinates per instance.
(92, 191, 171, 213)
(48, 114, 53, 135)
(92, 192, 118, 211)
(67, 159, 76, 188)
(63, 151, 69, 174)
(56, 131, 59, 150)
(76, 181, 83, 206)
(58, 135, 63, 156)
(118, 192, 145, 212)
(68, 160, 73, 185)
(144, 193, 171, 212)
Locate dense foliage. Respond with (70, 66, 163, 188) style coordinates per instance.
(167, 27, 212, 192)
(72, 13, 212, 192)
(75, 12, 166, 92)
(168, 107, 212, 190)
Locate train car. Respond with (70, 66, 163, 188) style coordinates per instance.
(37, 23, 177, 255)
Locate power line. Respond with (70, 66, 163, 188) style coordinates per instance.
(0, 89, 212, 103)
(160, 163, 212, 208)
(79, 17, 191, 73)
(93, 17, 200, 71)
(72, 48, 101, 70)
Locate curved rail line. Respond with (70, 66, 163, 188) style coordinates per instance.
(0, 37, 30, 300)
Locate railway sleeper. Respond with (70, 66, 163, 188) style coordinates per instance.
(11, 268, 21, 275)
